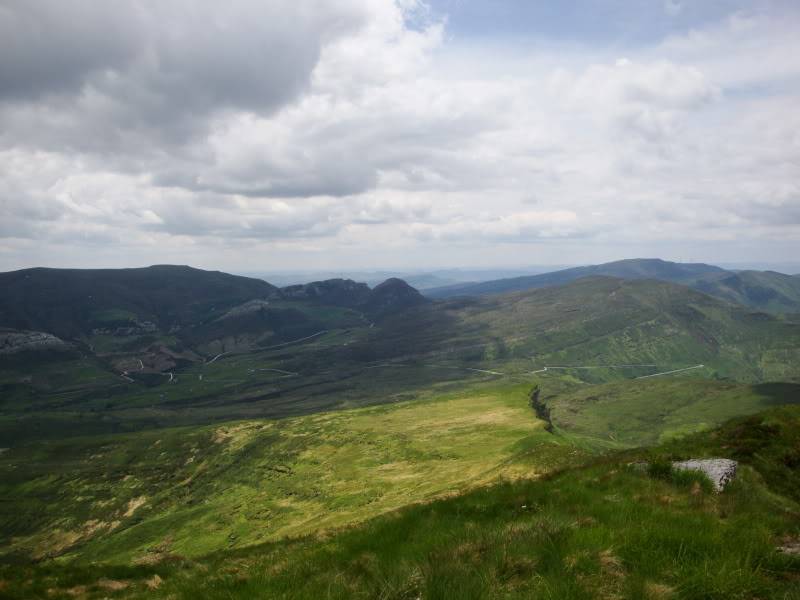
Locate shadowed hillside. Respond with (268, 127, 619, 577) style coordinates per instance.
(693, 270, 800, 314)
(0, 265, 279, 339)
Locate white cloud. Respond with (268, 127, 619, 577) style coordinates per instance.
(0, 0, 798, 270)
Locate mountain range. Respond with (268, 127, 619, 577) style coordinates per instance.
(2, 259, 800, 597)
(424, 258, 800, 314)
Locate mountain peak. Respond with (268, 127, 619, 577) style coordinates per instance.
(364, 278, 427, 314)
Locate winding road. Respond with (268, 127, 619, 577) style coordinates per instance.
(636, 364, 705, 379)
(528, 364, 657, 374)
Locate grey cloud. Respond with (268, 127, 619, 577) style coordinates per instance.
(0, 1, 141, 101)
(0, 1, 365, 153)
(138, 195, 344, 240)
(0, 1, 798, 270)
(159, 162, 379, 200)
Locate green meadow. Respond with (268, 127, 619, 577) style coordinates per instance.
(3, 405, 800, 599)
(1, 384, 589, 566)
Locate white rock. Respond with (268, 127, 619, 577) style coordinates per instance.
(672, 458, 738, 492)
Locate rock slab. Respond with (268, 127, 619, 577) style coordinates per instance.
(672, 458, 738, 492)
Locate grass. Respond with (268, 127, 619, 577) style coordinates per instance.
(3, 277, 800, 597)
(3, 405, 799, 599)
(0, 384, 590, 565)
(545, 378, 800, 446)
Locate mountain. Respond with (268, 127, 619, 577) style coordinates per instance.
(362, 277, 428, 315)
(1, 269, 798, 448)
(425, 258, 726, 299)
(450, 277, 799, 379)
(3, 267, 800, 596)
(281, 278, 372, 307)
(424, 258, 800, 314)
(280, 277, 428, 316)
(693, 270, 800, 314)
(0, 265, 279, 339)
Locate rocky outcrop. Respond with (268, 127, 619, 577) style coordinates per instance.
(672, 459, 737, 492)
(279, 277, 428, 317)
(0, 329, 71, 354)
(280, 279, 371, 307)
(91, 320, 158, 336)
(219, 299, 271, 320)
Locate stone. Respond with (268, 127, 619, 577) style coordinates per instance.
(671, 458, 737, 492)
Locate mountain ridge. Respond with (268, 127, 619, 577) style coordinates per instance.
(425, 258, 800, 314)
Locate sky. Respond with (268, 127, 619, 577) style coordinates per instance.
(1, 0, 799, 272)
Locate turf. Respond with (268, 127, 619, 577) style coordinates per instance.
(545, 378, 800, 446)
(0, 384, 589, 565)
(3, 405, 799, 599)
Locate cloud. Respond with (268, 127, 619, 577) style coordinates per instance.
(0, 0, 799, 270)
(664, 1, 683, 17)
(0, 0, 367, 154)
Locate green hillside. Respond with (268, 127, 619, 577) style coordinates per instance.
(0, 265, 279, 339)
(425, 259, 800, 315)
(694, 270, 800, 314)
(422, 277, 800, 382)
(2, 276, 799, 447)
(2, 376, 798, 570)
(0, 384, 583, 565)
(2, 268, 800, 599)
(425, 259, 727, 298)
(544, 378, 800, 445)
(3, 404, 799, 599)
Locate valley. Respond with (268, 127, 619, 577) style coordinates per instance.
(1, 260, 799, 598)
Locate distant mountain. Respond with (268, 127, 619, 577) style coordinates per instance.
(0, 265, 279, 339)
(423, 258, 800, 314)
(693, 270, 800, 315)
(366, 275, 800, 384)
(425, 259, 726, 299)
(362, 277, 428, 315)
(281, 279, 372, 307)
(0, 267, 429, 367)
(247, 267, 573, 290)
(280, 277, 428, 316)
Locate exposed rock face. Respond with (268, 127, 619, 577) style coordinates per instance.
(91, 320, 158, 336)
(279, 277, 428, 316)
(280, 279, 371, 307)
(672, 459, 738, 492)
(219, 299, 271, 320)
(0, 329, 71, 354)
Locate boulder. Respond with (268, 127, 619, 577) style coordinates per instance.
(671, 458, 738, 492)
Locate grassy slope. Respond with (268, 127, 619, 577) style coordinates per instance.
(3, 375, 798, 567)
(4, 405, 799, 599)
(2, 277, 800, 596)
(694, 270, 800, 314)
(0, 384, 590, 565)
(425, 260, 800, 315)
(546, 378, 800, 446)
(437, 277, 800, 381)
(424, 258, 726, 298)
